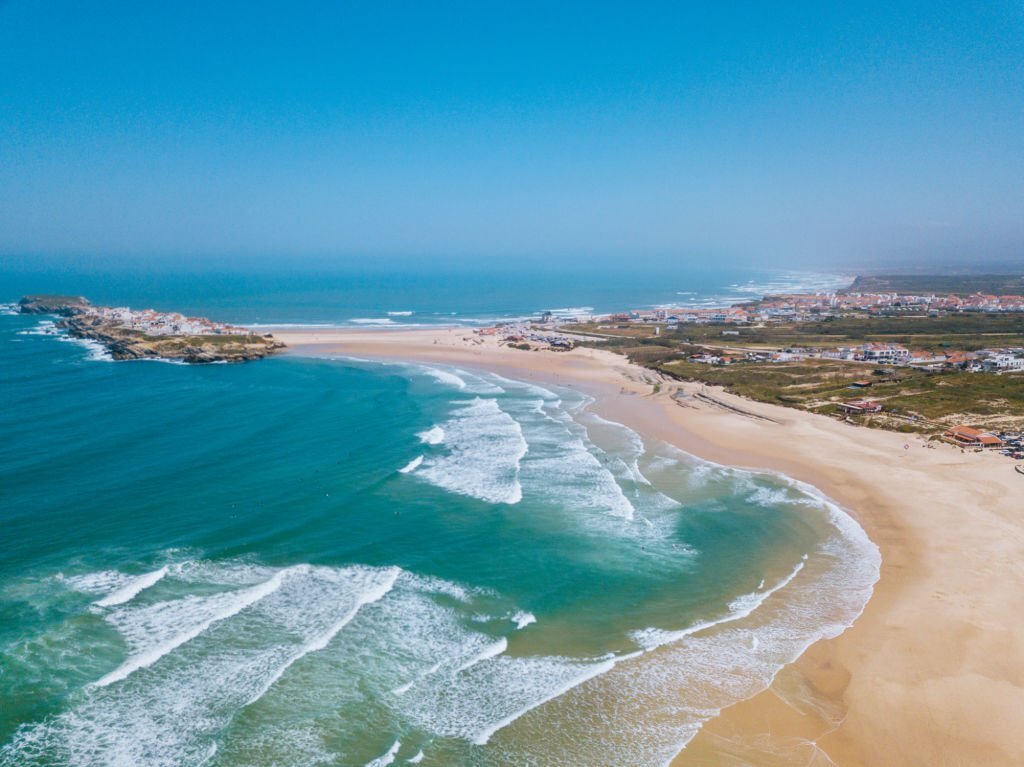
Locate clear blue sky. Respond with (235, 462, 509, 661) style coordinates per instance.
(1, 1, 1022, 268)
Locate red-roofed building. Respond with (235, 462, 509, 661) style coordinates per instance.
(943, 426, 1003, 448)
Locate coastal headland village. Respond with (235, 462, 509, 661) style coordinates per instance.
(18, 295, 283, 363)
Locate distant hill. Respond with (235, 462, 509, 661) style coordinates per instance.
(847, 274, 1024, 296)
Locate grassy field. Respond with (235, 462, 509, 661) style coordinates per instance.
(570, 315, 1024, 353)
(566, 325, 1024, 433)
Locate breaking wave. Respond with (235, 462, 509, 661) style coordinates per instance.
(416, 397, 528, 505)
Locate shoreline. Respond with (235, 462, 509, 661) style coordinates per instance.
(275, 327, 1024, 766)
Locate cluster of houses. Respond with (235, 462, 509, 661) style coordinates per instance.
(685, 342, 1023, 372)
(611, 290, 1024, 326)
(971, 349, 1024, 372)
(86, 306, 250, 336)
(754, 290, 1024, 317)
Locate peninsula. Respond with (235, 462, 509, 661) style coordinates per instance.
(18, 295, 284, 363)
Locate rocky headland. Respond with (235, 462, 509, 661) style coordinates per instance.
(18, 295, 285, 363)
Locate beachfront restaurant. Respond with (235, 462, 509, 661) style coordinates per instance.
(943, 426, 1004, 449)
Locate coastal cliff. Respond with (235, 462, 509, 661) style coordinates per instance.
(19, 295, 285, 363)
(18, 295, 92, 316)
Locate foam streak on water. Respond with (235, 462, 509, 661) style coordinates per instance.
(94, 568, 291, 687)
(94, 566, 169, 608)
(399, 455, 423, 473)
(416, 397, 527, 505)
(416, 425, 444, 444)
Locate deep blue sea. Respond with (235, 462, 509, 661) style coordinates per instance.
(0, 264, 877, 766)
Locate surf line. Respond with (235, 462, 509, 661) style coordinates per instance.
(92, 567, 294, 687)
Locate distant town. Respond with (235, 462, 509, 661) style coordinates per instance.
(494, 284, 1024, 373)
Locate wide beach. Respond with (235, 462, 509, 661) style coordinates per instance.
(276, 326, 1024, 767)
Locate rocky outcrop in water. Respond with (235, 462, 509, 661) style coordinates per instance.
(19, 295, 285, 363)
(18, 295, 92, 316)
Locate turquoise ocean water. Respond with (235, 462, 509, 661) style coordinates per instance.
(0, 267, 878, 766)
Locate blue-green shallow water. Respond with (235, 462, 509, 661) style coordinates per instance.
(0, 306, 878, 767)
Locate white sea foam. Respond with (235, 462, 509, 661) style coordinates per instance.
(246, 322, 343, 329)
(490, 537, 875, 765)
(330, 354, 373, 363)
(244, 567, 400, 707)
(543, 306, 595, 319)
(469, 657, 618, 745)
(516, 405, 636, 522)
(451, 368, 506, 395)
(407, 750, 424, 763)
(512, 610, 536, 629)
(455, 637, 507, 672)
(417, 426, 445, 445)
(351, 317, 397, 325)
(365, 740, 401, 766)
(17, 320, 59, 336)
(94, 568, 291, 687)
(416, 398, 527, 505)
(668, 272, 852, 309)
(420, 367, 467, 389)
(399, 456, 423, 474)
(632, 558, 807, 652)
(19, 319, 115, 361)
(63, 335, 114, 362)
(481, 372, 561, 402)
(59, 569, 136, 595)
(9, 562, 410, 767)
(0, 303, 19, 316)
(95, 566, 169, 608)
(387, 311, 414, 316)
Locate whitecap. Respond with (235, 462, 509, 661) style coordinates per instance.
(455, 637, 507, 673)
(417, 426, 445, 445)
(94, 566, 169, 608)
(512, 610, 536, 629)
(399, 456, 423, 474)
(365, 740, 401, 766)
(420, 367, 467, 389)
(17, 320, 59, 336)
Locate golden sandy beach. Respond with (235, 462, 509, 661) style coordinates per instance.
(276, 327, 1024, 767)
